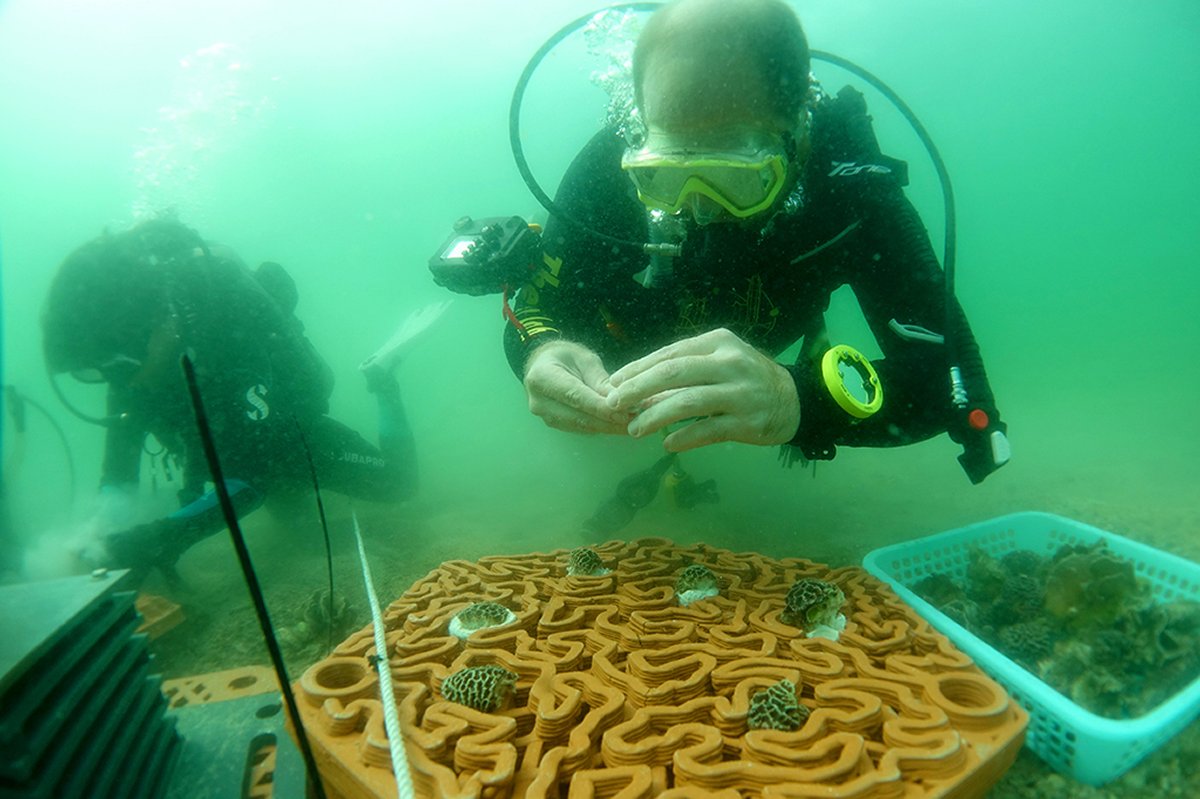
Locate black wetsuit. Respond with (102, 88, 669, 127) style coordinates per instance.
(503, 86, 1005, 472)
(102, 251, 415, 571)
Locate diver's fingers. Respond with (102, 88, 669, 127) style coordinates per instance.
(630, 365, 798, 448)
(530, 398, 631, 435)
(608, 353, 728, 411)
(524, 340, 628, 425)
(610, 332, 720, 386)
(524, 365, 630, 434)
(661, 413, 744, 452)
(526, 365, 616, 420)
(626, 385, 732, 438)
(609, 329, 750, 411)
(573, 352, 616, 398)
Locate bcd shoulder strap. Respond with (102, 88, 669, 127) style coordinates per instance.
(818, 85, 910, 187)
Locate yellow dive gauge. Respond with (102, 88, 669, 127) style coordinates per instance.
(820, 345, 883, 419)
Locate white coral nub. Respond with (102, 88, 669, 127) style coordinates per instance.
(448, 602, 518, 640)
(805, 613, 847, 641)
(677, 587, 720, 607)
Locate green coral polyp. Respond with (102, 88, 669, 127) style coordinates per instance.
(440, 665, 518, 713)
(781, 578, 845, 630)
(449, 601, 516, 640)
(747, 679, 808, 731)
(566, 547, 610, 576)
(457, 601, 511, 628)
(676, 564, 719, 594)
(675, 564, 721, 606)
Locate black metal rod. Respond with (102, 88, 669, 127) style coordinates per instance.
(291, 418, 337, 652)
(179, 354, 329, 799)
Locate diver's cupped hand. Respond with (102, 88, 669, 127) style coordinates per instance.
(606, 328, 801, 451)
(523, 340, 633, 434)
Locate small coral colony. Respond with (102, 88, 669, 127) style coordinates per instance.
(436, 547, 845, 730)
(913, 541, 1200, 719)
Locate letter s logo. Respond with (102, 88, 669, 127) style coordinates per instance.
(245, 384, 270, 421)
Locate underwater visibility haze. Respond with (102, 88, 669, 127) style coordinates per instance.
(0, 1, 1198, 796)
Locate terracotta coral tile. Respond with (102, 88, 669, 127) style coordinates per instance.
(518, 672, 628, 793)
(838, 616, 914, 655)
(563, 763, 660, 798)
(658, 789, 741, 799)
(608, 647, 717, 708)
(712, 730, 878, 788)
(161, 664, 276, 707)
(779, 640, 853, 685)
(922, 672, 1012, 733)
(538, 595, 618, 637)
(393, 633, 460, 666)
(516, 629, 590, 673)
(289, 539, 1026, 799)
(617, 582, 675, 615)
(300, 656, 378, 708)
(603, 701, 725, 768)
(709, 657, 802, 695)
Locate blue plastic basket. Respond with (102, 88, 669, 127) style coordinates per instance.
(862, 511, 1200, 786)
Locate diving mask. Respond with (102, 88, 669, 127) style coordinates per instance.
(621, 128, 789, 221)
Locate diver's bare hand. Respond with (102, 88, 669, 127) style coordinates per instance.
(523, 340, 633, 434)
(606, 328, 801, 451)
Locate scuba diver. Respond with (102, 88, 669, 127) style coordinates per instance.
(503, 0, 1009, 485)
(40, 217, 447, 583)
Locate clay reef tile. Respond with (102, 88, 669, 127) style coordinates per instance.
(293, 538, 1026, 798)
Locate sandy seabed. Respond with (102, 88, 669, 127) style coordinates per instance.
(139, 448, 1200, 799)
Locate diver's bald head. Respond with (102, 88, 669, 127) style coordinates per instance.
(632, 0, 811, 132)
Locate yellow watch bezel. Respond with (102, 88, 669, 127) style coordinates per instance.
(820, 344, 883, 419)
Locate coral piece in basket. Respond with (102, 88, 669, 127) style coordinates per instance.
(294, 538, 1027, 799)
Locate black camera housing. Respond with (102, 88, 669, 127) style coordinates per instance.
(428, 216, 542, 296)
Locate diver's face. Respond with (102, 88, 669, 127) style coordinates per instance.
(638, 57, 795, 225)
(75, 315, 180, 393)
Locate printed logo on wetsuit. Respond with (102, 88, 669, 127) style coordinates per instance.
(245, 384, 270, 420)
(828, 161, 892, 177)
(340, 452, 385, 468)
